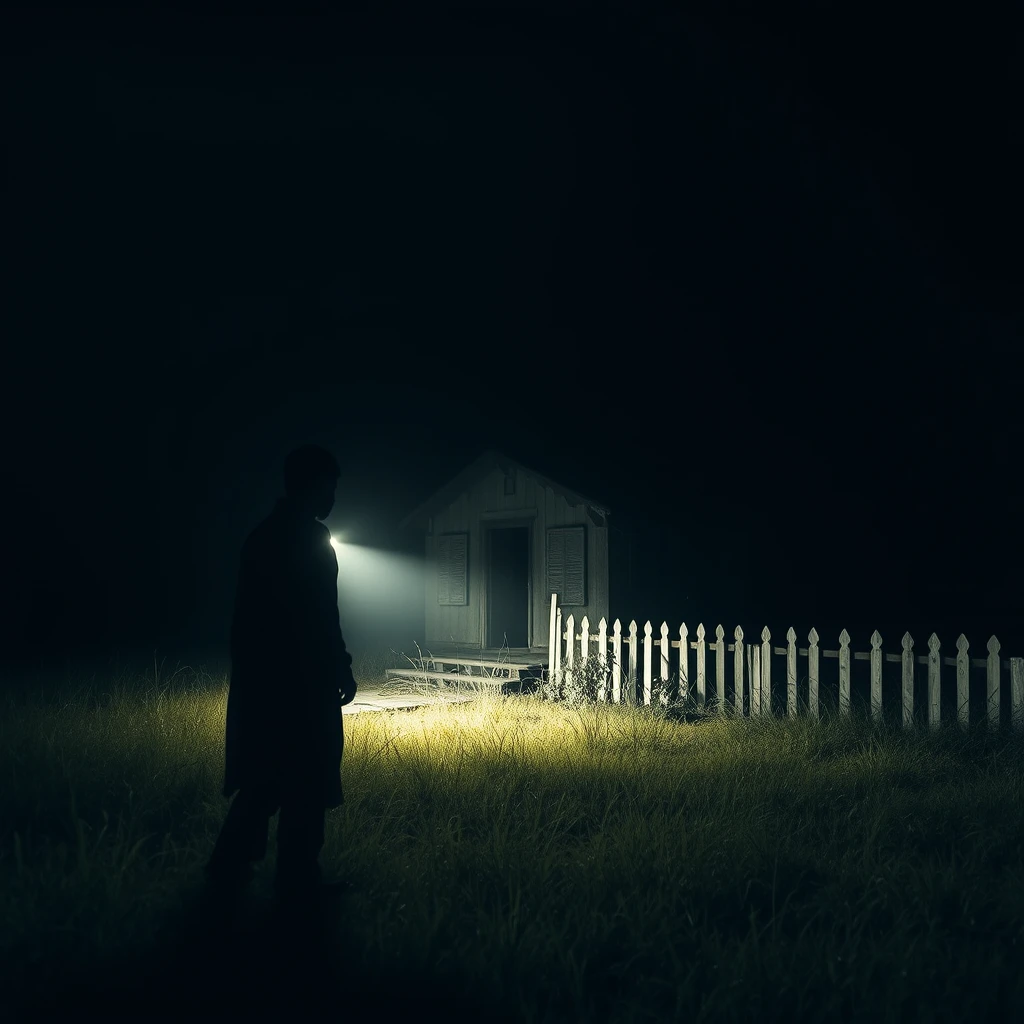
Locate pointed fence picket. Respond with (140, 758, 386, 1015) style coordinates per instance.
(549, 595, 1024, 731)
(733, 626, 744, 716)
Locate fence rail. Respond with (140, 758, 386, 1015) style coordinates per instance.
(546, 595, 1024, 730)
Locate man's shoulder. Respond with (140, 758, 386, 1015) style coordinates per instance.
(309, 520, 335, 561)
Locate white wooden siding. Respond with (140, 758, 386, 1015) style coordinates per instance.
(425, 467, 609, 650)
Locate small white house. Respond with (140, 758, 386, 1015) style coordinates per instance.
(400, 450, 611, 655)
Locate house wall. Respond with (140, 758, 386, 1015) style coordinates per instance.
(423, 467, 610, 651)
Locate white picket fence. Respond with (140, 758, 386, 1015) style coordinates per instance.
(546, 595, 1024, 730)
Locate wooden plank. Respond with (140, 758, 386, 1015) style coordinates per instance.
(385, 669, 508, 686)
(761, 627, 771, 715)
(679, 623, 689, 704)
(643, 620, 653, 706)
(661, 622, 672, 700)
(808, 628, 819, 721)
(715, 624, 726, 710)
(902, 632, 915, 729)
(612, 619, 622, 703)
(1011, 658, 1024, 733)
(430, 659, 541, 671)
(554, 607, 562, 686)
(956, 634, 970, 728)
(927, 633, 941, 730)
(627, 620, 638, 706)
(746, 642, 754, 716)
(752, 644, 762, 716)
(786, 627, 797, 718)
(839, 629, 851, 716)
(734, 626, 744, 716)
(782, 648, 1013, 669)
(987, 636, 1001, 727)
(387, 668, 510, 680)
(682, 641, 1011, 670)
(564, 614, 575, 684)
(870, 631, 883, 723)
(696, 623, 706, 708)
(548, 594, 557, 683)
(598, 617, 609, 702)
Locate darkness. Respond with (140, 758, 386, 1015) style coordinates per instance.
(3, 0, 1022, 675)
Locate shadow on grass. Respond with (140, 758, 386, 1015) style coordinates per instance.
(15, 881, 518, 1021)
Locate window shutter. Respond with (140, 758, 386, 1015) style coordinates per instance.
(547, 529, 565, 600)
(437, 536, 450, 605)
(547, 526, 585, 605)
(438, 533, 468, 605)
(448, 533, 467, 605)
(563, 527, 585, 605)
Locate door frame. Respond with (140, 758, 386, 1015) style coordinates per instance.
(480, 515, 534, 649)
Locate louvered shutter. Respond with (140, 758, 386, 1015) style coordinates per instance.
(437, 536, 450, 604)
(447, 533, 467, 605)
(437, 533, 468, 605)
(546, 526, 585, 605)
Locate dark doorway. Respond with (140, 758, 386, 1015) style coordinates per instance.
(487, 527, 529, 648)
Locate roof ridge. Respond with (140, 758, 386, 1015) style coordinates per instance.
(398, 448, 610, 530)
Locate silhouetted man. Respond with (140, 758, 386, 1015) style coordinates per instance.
(206, 444, 357, 898)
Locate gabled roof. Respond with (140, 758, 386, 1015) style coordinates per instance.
(399, 448, 611, 530)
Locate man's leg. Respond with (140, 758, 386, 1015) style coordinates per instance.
(274, 789, 326, 892)
(207, 785, 279, 881)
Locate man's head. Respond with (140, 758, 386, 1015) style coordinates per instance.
(284, 444, 341, 520)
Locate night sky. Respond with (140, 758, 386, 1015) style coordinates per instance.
(3, 1, 1022, 672)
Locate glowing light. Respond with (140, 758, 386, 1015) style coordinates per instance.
(325, 539, 426, 650)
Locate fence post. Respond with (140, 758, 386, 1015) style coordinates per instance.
(927, 633, 941, 730)
(612, 619, 622, 703)
(678, 623, 689, 704)
(554, 607, 562, 689)
(752, 644, 762, 716)
(956, 634, 970, 729)
(715, 625, 726, 711)
(548, 594, 558, 686)
(580, 615, 590, 666)
(747, 642, 755, 716)
(696, 623, 706, 709)
(643, 620, 653, 706)
(761, 627, 772, 716)
(870, 630, 883, 723)
(564, 613, 575, 695)
(598, 617, 608, 702)
(839, 629, 851, 717)
(627, 620, 638, 707)
(808, 628, 819, 721)
(734, 626, 745, 716)
(902, 632, 915, 729)
(786, 627, 797, 717)
(661, 622, 671, 704)
(987, 636, 1001, 728)
(1012, 658, 1024, 733)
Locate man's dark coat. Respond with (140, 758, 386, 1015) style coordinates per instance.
(223, 497, 356, 809)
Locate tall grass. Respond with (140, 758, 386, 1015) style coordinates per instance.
(2, 661, 1024, 1021)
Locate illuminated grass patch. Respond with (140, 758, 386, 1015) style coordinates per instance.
(2, 664, 1024, 1021)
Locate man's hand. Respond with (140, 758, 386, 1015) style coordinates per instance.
(340, 679, 358, 706)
